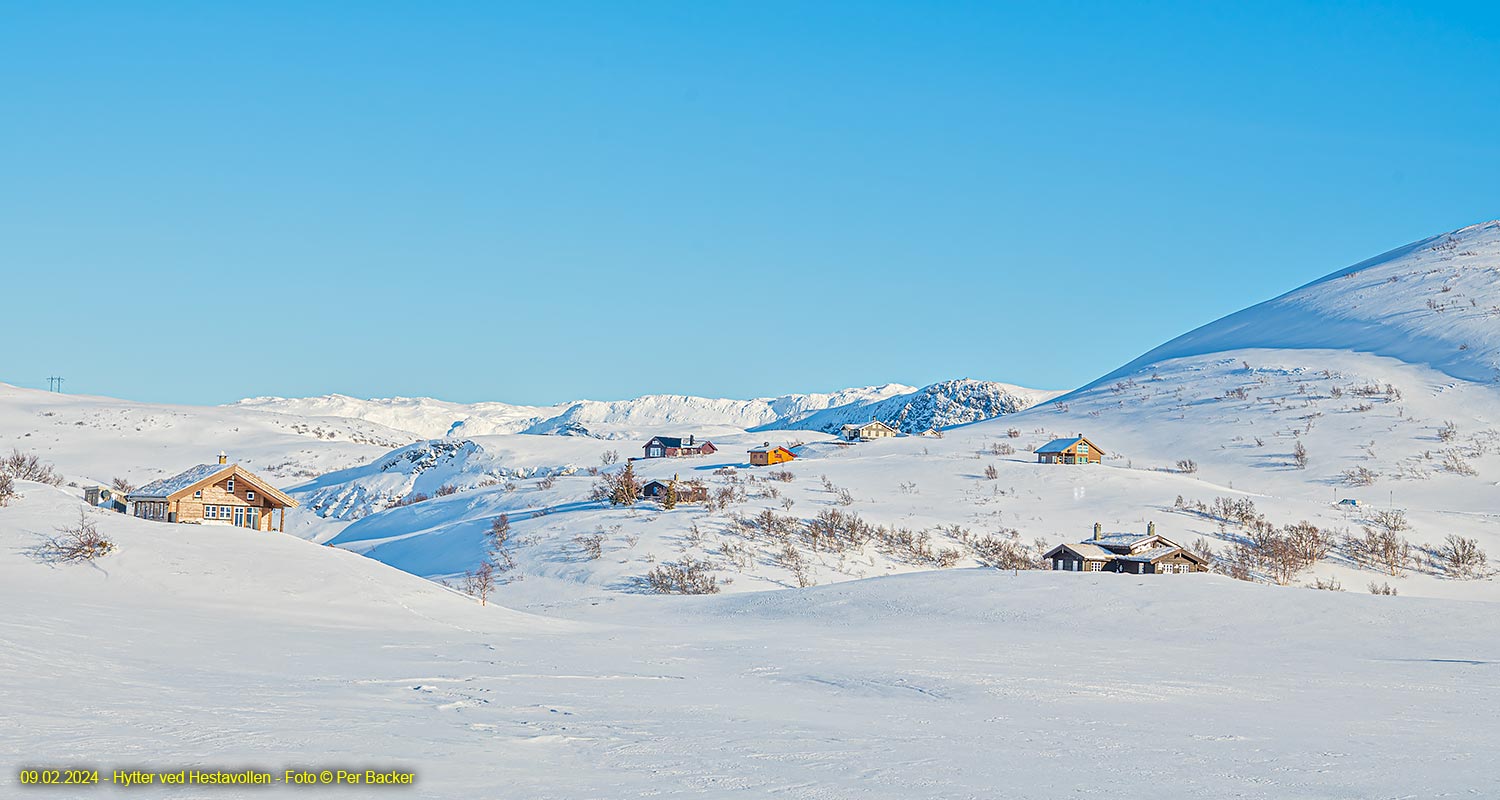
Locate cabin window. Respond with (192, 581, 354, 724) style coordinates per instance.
(226, 477, 235, 493)
(1077, 443, 1089, 454)
(648, 447, 663, 458)
(1088, 562, 1103, 572)
(246, 491, 255, 502)
(205, 506, 217, 519)
(194, 490, 202, 498)
(1137, 563, 1145, 574)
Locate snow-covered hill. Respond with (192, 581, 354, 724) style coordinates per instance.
(291, 221, 1500, 604)
(770, 378, 1060, 435)
(3, 484, 1496, 798)
(0, 382, 415, 490)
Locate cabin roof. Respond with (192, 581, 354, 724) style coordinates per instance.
(1036, 437, 1083, 453)
(128, 464, 226, 499)
(749, 445, 792, 454)
(126, 463, 298, 507)
(647, 436, 685, 448)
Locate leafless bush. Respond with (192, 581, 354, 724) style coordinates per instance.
(462, 561, 497, 605)
(41, 510, 116, 563)
(1006, 428, 1021, 438)
(1439, 535, 1487, 579)
(487, 514, 516, 570)
(1437, 421, 1458, 443)
(970, 533, 1040, 570)
(1440, 450, 1478, 476)
(835, 488, 855, 506)
(775, 541, 815, 587)
(434, 484, 460, 497)
(574, 532, 604, 560)
(394, 492, 430, 507)
(537, 473, 558, 490)
(600, 450, 620, 465)
(984, 464, 1000, 480)
(644, 556, 721, 594)
(1341, 466, 1377, 486)
(1176, 459, 1198, 474)
(1292, 441, 1308, 469)
(1347, 527, 1412, 576)
(2, 449, 63, 485)
(0, 474, 13, 506)
(110, 476, 134, 493)
(1367, 581, 1398, 596)
(1310, 576, 1344, 591)
(765, 469, 795, 483)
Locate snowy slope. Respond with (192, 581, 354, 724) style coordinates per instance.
(3, 485, 1498, 798)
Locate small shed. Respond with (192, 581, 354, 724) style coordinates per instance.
(749, 444, 796, 466)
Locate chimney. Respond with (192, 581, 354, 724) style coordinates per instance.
(217, 451, 228, 465)
(1147, 521, 1156, 537)
(1093, 522, 1102, 541)
(689, 434, 694, 446)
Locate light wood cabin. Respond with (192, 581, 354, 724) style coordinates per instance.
(126, 454, 297, 531)
(841, 420, 899, 441)
(1035, 434, 1104, 464)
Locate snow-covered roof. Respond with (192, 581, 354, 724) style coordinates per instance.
(748, 444, 792, 454)
(1036, 437, 1083, 453)
(127, 464, 230, 500)
(1050, 542, 1115, 560)
(1114, 546, 1184, 563)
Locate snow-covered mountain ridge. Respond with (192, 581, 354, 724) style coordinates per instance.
(233, 379, 1054, 440)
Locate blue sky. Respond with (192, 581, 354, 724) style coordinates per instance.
(3, 2, 1497, 405)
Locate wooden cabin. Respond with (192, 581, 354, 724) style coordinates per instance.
(641, 478, 709, 503)
(748, 444, 796, 466)
(1042, 522, 1208, 574)
(125, 453, 297, 532)
(642, 436, 717, 459)
(840, 420, 899, 442)
(1035, 434, 1104, 464)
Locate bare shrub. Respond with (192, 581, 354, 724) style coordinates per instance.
(970, 533, 1039, 570)
(835, 488, 855, 506)
(462, 561, 497, 605)
(1437, 421, 1458, 443)
(644, 556, 720, 594)
(575, 532, 604, 560)
(1347, 527, 1412, 576)
(1341, 466, 1377, 486)
(39, 510, 116, 563)
(537, 473, 558, 490)
(487, 514, 516, 570)
(434, 484, 459, 497)
(984, 464, 1000, 480)
(767, 470, 795, 483)
(1292, 441, 1308, 469)
(1440, 450, 1478, 476)
(1439, 535, 1487, 579)
(2, 449, 63, 485)
(600, 450, 620, 466)
(110, 477, 134, 493)
(1176, 459, 1198, 474)
(1006, 428, 1021, 438)
(1310, 576, 1344, 591)
(775, 541, 815, 587)
(0, 474, 13, 507)
(394, 492, 430, 507)
(1367, 581, 1398, 596)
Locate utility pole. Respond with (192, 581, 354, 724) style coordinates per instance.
(47, 376, 65, 393)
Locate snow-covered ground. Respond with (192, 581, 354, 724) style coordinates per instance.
(5, 221, 1500, 796)
(4, 485, 1497, 798)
